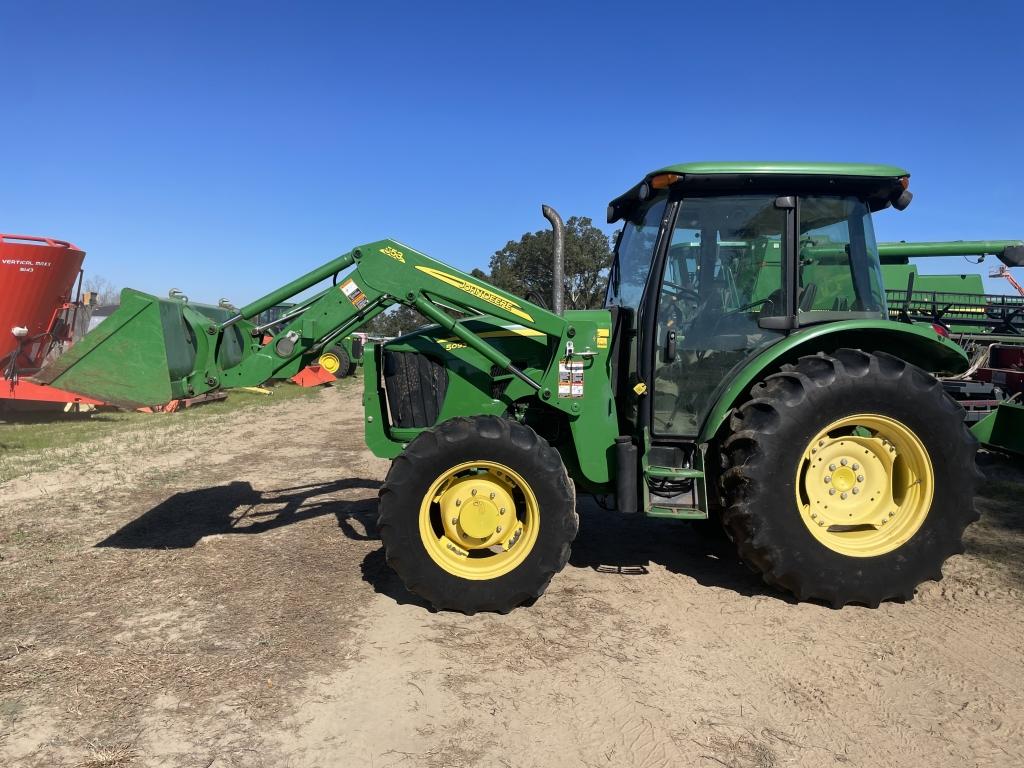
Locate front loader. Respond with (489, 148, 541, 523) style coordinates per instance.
(38, 161, 1014, 613)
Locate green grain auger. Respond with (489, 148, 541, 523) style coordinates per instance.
(38, 162, 1021, 613)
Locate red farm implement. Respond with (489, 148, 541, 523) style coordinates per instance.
(0, 234, 104, 410)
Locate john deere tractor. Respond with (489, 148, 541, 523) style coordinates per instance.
(41, 162, 1021, 613)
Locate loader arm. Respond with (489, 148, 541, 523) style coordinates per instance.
(35, 239, 592, 415)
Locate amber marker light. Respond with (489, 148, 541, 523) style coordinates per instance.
(649, 173, 681, 190)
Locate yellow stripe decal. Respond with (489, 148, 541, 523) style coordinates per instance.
(415, 266, 534, 323)
(437, 327, 546, 345)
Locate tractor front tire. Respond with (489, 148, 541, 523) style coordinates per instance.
(720, 349, 979, 608)
(379, 416, 577, 613)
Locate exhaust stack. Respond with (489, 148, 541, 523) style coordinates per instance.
(542, 204, 565, 315)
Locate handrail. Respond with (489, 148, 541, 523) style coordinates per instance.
(0, 234, 80, 250)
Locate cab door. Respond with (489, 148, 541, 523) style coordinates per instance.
(650, 194, 790, 436)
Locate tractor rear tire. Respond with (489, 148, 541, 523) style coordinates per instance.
(719, 349, 980, 608)
(378, 416, 578, 613)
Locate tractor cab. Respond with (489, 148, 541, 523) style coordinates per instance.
(606, 162, 910, 438)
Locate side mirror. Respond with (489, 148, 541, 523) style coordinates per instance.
(891, 189, 913, 211)
(999, 245, 1024, 268)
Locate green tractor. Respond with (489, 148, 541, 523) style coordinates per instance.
(39, 162, 1019, 613)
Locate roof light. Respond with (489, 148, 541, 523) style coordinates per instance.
(650, 173, 681, 190)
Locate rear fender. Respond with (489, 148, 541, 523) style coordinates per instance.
(698, 320, 968, 443)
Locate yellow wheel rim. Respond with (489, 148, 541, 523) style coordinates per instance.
(795, 413, 934, 558)
(419, 460, 540, 580)
(319, 352, 341, 374)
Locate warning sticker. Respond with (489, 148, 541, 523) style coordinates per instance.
(339, 278, 369, 309)
(596, 327, 610, 349)
(558, 360, 584, 399)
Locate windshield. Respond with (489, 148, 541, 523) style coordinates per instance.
(605, 196, 667, 310)
(606, 192, 886, 324)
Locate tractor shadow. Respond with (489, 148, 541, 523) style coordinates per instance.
(97, 477, 382, 549)
(97, 476, 433, 609)
(359, 548, 434, 610)
(569, 496, 794, 603)
(99, 480, 792, 607)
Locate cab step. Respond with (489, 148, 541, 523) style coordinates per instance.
(648, 505, 706, 520)
(644, 465, 704, 481)
(642, 445, 709, 520)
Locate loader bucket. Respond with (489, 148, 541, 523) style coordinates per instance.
(33, 289, 211, 408)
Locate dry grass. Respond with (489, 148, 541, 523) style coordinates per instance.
(0, 382, 326, 484)
(78, 741, 138, 768)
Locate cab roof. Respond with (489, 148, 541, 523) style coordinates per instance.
(608, 161, 911, 223)
(653, 161, 909, 178)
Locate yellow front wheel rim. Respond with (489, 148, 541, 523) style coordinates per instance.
(419, 460, 540, 580)
(795, 414, 934, 557)
(318, 352, 342, 374)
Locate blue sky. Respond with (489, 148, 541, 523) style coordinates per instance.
(1, 1, 1022, 302)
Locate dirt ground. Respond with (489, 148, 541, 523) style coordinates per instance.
(2, 380, 1024, 768)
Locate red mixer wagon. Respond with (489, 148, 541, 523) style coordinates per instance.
(0, 234, 104, 409)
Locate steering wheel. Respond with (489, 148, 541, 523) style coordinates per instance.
(660, 280, 701, 332)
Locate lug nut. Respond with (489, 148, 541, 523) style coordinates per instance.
(819, 440, 825, 446)
(841, 492, 848, 500)
(811, 513, 818, 520)
(818, 520, 825, 526)
(471, 489, 478, 496)
(496, 526, 502, 534)
(499, 508, 506, 515)
(857, 475, 864, 482)
(451, 517, 459, 525)
(829, 489, 836, 496)
(489, 492, 496, 499)
(824, 476, 831, 483)
(840, 458, 848, 466)
(852, 463, 860, 471)
(889, 511, 895, 518)
(852, 488, 859, 495)
(829, 463, 837, 471)
(455, 499, 461, 507)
